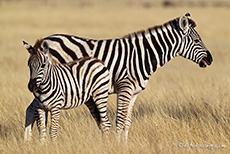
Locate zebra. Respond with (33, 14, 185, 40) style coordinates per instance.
(23, 40, 111, 141)
(24, 13, 213, 142)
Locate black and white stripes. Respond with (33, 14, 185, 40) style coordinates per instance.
(24, 41, 111, 141)
(24, 13, 212, 141)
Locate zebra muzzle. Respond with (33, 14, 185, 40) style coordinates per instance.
(199, 50, 213, 68)
(28, 78, 38, 93)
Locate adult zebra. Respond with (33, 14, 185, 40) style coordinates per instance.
(24, 13, 212, 142)
(24, 40, 111, 141)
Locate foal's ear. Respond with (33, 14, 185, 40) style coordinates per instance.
(42, 41, 49, 54)
(23, 40, 35, 54)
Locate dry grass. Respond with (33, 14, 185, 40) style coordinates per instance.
(0, 1, 230, 153)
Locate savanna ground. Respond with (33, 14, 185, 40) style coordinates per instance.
(0, 0, 230, 153)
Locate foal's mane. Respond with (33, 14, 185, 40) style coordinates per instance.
(33, 39, 44, 52)
(33, 39, 59, 64)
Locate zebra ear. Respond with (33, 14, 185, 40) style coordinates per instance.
(179, 15, 189, 34)
(185, 12, 191, 17)
(23, 40, 35, 54)
(42, 41, 49, 54)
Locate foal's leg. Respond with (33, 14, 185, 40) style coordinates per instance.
(50, 107, 61, 140)
(24, 99, 38, 142)
(85, 97, 101, 127)
(92, 89, 111, 135)
(37, 108, 47, 142)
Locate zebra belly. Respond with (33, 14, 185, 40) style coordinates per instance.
(61, 97, 84, 109)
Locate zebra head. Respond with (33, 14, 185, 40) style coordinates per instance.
(23, 40, 49, 93)
(177, 13, 213, 68)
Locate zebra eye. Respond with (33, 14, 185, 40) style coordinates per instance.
(194, 39, 199, 44)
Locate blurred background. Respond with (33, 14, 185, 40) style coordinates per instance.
(0, 0, 230, 153)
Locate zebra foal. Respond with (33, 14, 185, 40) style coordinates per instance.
(24, 40, 111, 141)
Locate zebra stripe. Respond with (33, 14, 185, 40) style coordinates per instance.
(24, 41, 111, 141)
(24, 13, 212, 141)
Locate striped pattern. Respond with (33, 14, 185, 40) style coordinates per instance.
(24, 41, 111, 141)
(24, 13, 212, 141)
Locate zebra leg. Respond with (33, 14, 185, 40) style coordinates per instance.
(50, 108, 61, 140)
(85, 98, 101, 128)
(116, 80, 135, 141)
(92, 91, 111, 135)
(37, 108, 47, 142)
(122, 94, 137, 141)
(24, 99, 38, 142)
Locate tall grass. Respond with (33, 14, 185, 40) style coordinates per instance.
(0, 1, 229, 153)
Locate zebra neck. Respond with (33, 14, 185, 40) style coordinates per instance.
(39, 63, 54, 93)
(129, 22, 182, 76)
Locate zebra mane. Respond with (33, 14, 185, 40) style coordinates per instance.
(33, 39, 59, 64)
(123, 16, 196, 38)
(188, 18, 196, 28)
(33, 39, 44, 52)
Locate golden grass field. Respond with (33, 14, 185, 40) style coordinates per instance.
(0, 0, 230, 153)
